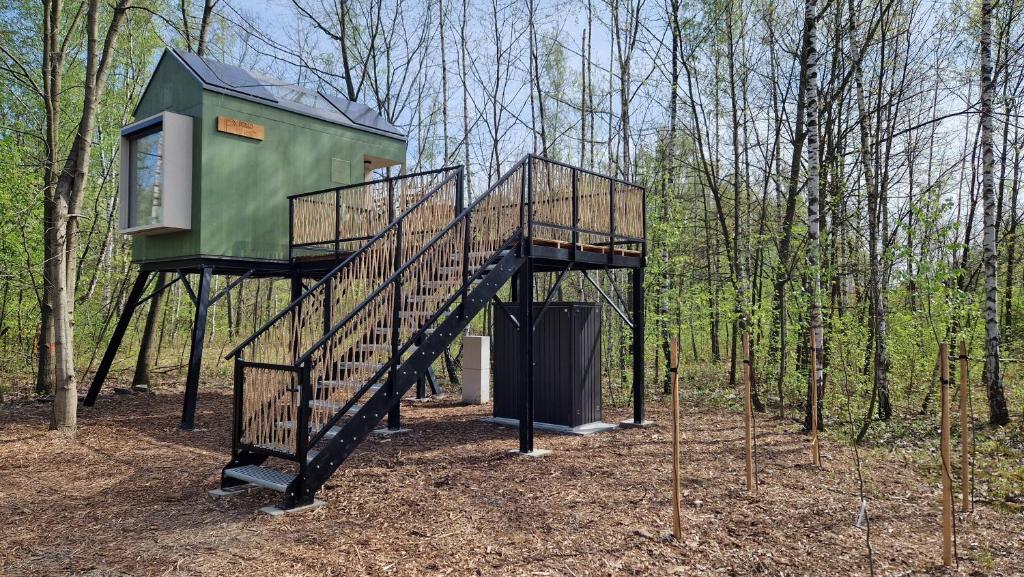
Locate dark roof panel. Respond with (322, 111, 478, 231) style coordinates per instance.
(168, 48, 405, 140)
(319, 93, 404, 138)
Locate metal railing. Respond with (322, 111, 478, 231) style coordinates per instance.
(288, 167, 461, 259)
(227, 156, 645, 461)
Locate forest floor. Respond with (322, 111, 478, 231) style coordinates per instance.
(1, 384, 1023, 577)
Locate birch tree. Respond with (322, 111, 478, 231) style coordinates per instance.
(803, 0, 825, 430)
(980, 0, 1010, 425)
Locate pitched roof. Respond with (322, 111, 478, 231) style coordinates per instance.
(164, 48, 405, 140)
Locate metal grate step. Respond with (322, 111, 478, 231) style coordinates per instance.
(337, 361, 383, 370)
(223, 465, 294, 493)
(309, 399, 363, 413)
(277, 423, 343, 440)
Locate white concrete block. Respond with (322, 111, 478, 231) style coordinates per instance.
(462, 367, 490, 404)
(462, 336, 490, 370)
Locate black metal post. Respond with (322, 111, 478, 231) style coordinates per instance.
(608, 179, 616, 264)
(334, 188, 341, 257)
(181, 265, 213, 430)
(415, 373, 426, 400)
(230, 357, 245, 456)
(571, 168, 579, 260)
(631, 266, 645, 424)
(323, 278, 333, 335)
(526, 158, 534, 255)
(518, 258, 534, 453)
(296, 362, 312, 468)
(288, 200, 294, 260)
(388, 219, 404, 430)
(84, 270, 153, 406)
(388, 179, 396, 222)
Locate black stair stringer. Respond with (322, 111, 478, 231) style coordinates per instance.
(284, 250, 526, 506)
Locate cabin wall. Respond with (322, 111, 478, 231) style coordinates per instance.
(194, 91, 406, 262)
(131, 56, 204, 262)
(130, 57, 407, 265)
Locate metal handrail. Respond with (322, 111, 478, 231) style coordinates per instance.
(288, 166, 461, 254)
(226, 166, 464, 359)
(229, 154, 646, 460)
(286, 166, 459, 201)
(295, 157, 528, 365)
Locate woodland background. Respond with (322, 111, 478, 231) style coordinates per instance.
(0, 0, 1022, 472)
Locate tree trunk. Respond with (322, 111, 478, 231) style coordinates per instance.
(803, 0, 825, 432)
(133, 272, 168, 390)
(980, 0, 1009, 425)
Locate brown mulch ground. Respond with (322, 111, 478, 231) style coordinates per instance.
(1, 388, 1022, 577)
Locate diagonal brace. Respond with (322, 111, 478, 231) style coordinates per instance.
(210, 269, 256, 306)
(532, 263, 573, 331)
(582, 270, 633, 328)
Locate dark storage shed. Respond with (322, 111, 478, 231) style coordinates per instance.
(493, 302, 602, 428)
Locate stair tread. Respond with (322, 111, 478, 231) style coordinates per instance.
(224, 465, 294, 493)
(309, 399, 363, 412)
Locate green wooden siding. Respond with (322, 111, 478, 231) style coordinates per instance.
(131, 53, 407, 264)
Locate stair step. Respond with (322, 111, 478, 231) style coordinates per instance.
(308, 399, 363, 413)
(278, 422, 345, 441)
(314, 380, 384, 394)
(452, 249, 510, 261)
(355, 343, 390, 353)
(337, 361, 383, 370)
(223, 465, 294, 493)
(317, 379, 365, 389)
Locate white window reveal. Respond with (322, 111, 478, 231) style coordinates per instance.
(119, 111, 193, 235)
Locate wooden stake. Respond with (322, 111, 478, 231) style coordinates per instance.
(939, 343, 953, 567)
(958, 340, 970, 512)
(743, 332, 754, 493)
(670, 338, 682, 540)
(809, 330, 820, 466)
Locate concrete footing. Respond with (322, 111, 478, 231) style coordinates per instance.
(259, 499, 325, 516)
(207, 483, 257, 498)
(619, 419, 655, 429)
(484, 417, 617, 436)
(509, 448, 552, 458)
(373, 427, 411, 437)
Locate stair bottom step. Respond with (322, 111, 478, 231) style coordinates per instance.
(223, 465, 295, 493)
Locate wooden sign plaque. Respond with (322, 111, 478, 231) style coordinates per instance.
(216, 116, 264, 141)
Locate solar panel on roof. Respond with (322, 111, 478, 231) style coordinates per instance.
(320, 93, 403, 137)
(169, 48, 405, 140)
(175, 51, 276, 102)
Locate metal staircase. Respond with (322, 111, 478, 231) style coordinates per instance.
(220, 155, 646, 511)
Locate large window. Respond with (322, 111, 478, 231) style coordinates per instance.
(119, 111, 192, 235)
(128, 128, 164, 228)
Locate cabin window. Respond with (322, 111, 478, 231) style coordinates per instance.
(128, 127, 164, 228)
(119, 111, 192, 235)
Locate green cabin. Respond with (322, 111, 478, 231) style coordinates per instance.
(119, 48, 407, 264)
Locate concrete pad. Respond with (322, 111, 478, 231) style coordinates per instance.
(483, 417, 617, 436)
(259, 499, 325, 517)
(619, 419, 655, 429)
(207, 483, 258, 498)
(509, 448, 552, 458)
(372, 427, 411, 437)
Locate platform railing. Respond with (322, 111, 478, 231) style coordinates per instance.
(288, 166, 461, 259)
(228, 155, 645, 460)
(528, 155, 646, 258)
(228, 168, 463, 456)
